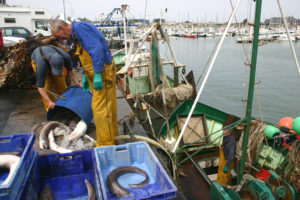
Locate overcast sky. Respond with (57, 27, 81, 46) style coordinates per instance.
(6, 0, 300, 23)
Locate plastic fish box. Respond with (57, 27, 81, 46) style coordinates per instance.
(94, 142, 177, 200)
(0, 133, 35, 200)
(24, 149, 103, 200)
(16, 150, 38, 200)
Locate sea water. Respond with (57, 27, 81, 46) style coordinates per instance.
(161, 37, 300, 124)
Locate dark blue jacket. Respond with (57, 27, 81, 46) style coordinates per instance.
(71, 20, 112, 73)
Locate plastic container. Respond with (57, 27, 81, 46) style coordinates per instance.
(0, 133, 35, 200)
(94, 142, 177, 200)
(16, 151, 38, 200)
(47, 86, 93, 124)
(23, 149, 102, 200)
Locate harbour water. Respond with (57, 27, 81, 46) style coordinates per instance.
(163, 37, 300, 124)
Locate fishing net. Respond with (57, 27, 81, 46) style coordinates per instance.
(236, 121, 267, 170)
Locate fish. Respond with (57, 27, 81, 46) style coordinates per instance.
(66, 120, 88, 142)
(85, 179, 96, 200)
(107, 166, 150, 197)
(0, 155, 20, 185)
(39, 184, 53, 200)
(48, 130, 72, 154)
(38, 121, 70, 149)
(0, 152, 20, 156)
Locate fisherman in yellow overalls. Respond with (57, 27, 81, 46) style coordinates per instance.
(51, 19, 118, 147)
(31, 45, 81, 111)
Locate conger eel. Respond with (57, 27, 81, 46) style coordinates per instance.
(0, 155, 20, 185)
(107, 166, 149, 197)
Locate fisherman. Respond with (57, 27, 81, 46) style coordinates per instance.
(217, 115, 238, 185)
(51, 19, 118, 147)
(31, 45, 81, 111)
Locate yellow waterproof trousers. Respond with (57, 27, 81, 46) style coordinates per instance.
(217, 146, 233, 185)
(76, 44, 118, 147)
(31, 60, 67, 111)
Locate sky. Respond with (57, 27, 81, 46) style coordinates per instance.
(6, 0, 300, 23)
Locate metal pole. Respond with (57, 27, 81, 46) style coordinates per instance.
(171, 0, 241, 153)
(238, 0, 262, 183)
(143, 0, 148, 30)
(63, 0, 66, 21)
(277, 0, 300, 78)
(122, 4, 128, 55)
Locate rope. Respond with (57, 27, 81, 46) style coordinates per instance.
(44, 88, 67, 100)
(117, 112, 136, 124)
(229, 0, 251, 65)
(255, 82, 263, 121)
(288, 140, 300, 170)
(195, 36, 220, 87)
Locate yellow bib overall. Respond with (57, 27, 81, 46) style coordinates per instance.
(75, 43, 118, 147)
(31, 60, 67, 111)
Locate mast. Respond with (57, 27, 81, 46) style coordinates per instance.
(238, 0, 262, 183)
(121, 3, 128, 55)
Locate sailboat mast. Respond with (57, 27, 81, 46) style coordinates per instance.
(238, 0, 262, 183)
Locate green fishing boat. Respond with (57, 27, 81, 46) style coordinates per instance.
(149, 0, 300, 199)
(115, 23, 196, 138)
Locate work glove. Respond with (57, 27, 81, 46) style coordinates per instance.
(93, 73, 103, 90)
(82, 74, 90, 92)
(223, 165, 229, 173)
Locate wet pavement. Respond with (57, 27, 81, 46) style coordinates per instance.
(0, 86, 145, 139)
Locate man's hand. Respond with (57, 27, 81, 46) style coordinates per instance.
(48, 100, 56, 109)
(82, 74, 90, 92)
(223, 165, 229, 173)
(93, 73, 103, 91)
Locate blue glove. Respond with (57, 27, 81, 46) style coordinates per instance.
(82, 74, 90, 92)
(93, 73, 103, 90)
(223, 165, 229, 173)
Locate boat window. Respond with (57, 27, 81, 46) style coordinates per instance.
(4, 18, 16, 23)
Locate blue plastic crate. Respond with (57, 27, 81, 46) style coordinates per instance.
(24, 149, 103, 200)
(0, 133, 35, 200)
(16, 151, 38, 200)
(94, 142, 177, 200)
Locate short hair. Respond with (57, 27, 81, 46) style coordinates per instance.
(51, 19, 68, 32)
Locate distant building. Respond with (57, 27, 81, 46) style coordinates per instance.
(264, 16, 299, 26)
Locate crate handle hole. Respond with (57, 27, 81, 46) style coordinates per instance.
(116, 147, 127, 152)
(59, 155, 73, 160)
(0, 138, 11, 143)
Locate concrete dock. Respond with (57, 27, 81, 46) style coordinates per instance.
(0, 87, 146, 140)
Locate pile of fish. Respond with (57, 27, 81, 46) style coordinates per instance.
(32, 120, 95, 154)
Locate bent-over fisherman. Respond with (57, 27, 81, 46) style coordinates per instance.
(31, 45, 81, 111)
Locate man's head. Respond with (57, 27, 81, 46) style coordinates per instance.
(51, 19, 72, 41)
(49, 53, 64, 75)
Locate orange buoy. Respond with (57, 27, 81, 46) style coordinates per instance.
(278, 117, 295, 133)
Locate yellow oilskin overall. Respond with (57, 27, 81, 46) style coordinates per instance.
(31, 60, 67, 111)
(217, 146, 233, 185)
(75, 43, 118, 147)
